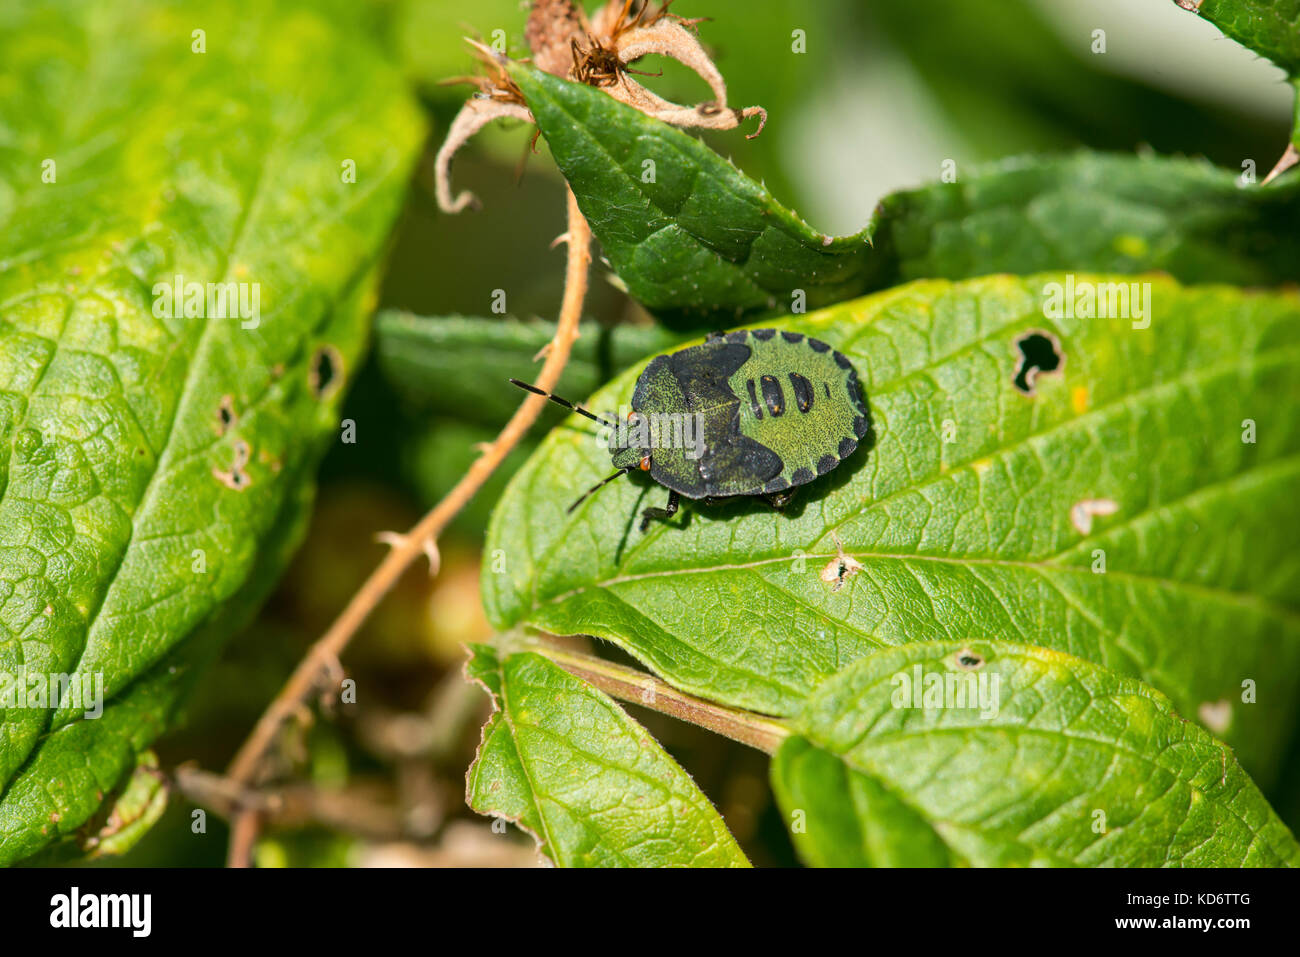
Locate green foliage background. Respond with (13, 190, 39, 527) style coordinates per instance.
(0, 0, 1296, 866)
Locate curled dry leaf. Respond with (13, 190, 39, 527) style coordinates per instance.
(435, 0, 766, 214)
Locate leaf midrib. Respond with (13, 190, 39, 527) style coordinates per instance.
(513, 342, 1300, 625)
(530, 544, 1300, 626)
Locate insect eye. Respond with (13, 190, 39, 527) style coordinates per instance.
(638, 454, 652, 471)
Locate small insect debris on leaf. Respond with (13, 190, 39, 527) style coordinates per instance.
(1070, 497, 1119, 535)
(819, 532, 863, 593)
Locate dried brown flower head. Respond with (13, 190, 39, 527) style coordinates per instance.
(435, 0, 767, 214)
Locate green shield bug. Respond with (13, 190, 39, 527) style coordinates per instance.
(512, 329, 871, 531)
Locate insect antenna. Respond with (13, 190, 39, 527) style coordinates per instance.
(566, 468, 630, 514)
(509, 378, 617, 428)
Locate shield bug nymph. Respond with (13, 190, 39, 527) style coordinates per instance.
(512, 328, 871, 531)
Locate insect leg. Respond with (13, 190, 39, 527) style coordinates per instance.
(639, 489, 681, 532)
(764, 490, 796, 509)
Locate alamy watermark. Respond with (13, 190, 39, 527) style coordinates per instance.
(1042, 276, 1151, 329)
(891, 664, 1001, 719)
(50, 887, 150, 937)
(152, 273, 261, 329)
(598, 407, 707, 460)
(1, 671, 104, 719)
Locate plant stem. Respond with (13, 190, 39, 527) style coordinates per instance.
(178, 765, 427, 841)
(532, 640, 791, 755)
(226, 805, 260, 868)
(224, 186, 592, 800)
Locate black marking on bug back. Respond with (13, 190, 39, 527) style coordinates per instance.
(816, 453, 838, 475)
(698, 406, 783, 496)
(781, 331, 804, 343)
(760, 375, 784, 416)
(791, 466, 814, 485)
(789, 372, 814, 413)
(643, 336, 783, 499)
(809, 337, 830, 353)
(750, 328, 776, 341)
(838, 436, 858, 459)
(668, 340, 750, 407)
(763, 476, 790, 494)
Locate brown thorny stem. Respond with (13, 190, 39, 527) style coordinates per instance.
(222, 1, 770, 865)
(221, 187, 591, 864)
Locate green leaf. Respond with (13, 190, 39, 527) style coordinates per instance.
(465, 644, 748, 867)
(873, 153, 1299, 285)
(0, 0, 423, 863)
(1179, 0, 1300, 76)
(483, 275, 1300, 784)
(373, 313, 682, 428)
(859, 0, 1287, 167)
(507, 61, 875, 328)
(1177, 0, 1300, 155)
(772, 641, 1300, 867)
(1294, 79, 1300, 150)
(508, 62, 1300, 326)
(80, 750, 169, 859)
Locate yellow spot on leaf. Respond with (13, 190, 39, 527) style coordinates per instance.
(1071, 386, 1089, 414)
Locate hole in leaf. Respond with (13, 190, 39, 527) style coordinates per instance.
(213, 440, 252, 491)
(310, 345, 343, 400)
(215, 395, 236, 435)
(955, 649, 985, 671)
(1012, 331, 1063, 395)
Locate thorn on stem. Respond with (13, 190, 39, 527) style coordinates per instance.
(1262, 143, 1299, 186)
(375, 531, 442, 575)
